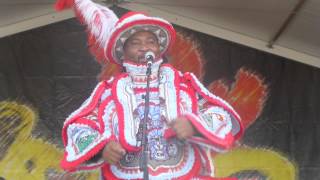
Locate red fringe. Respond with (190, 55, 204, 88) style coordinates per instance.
(112, 74, 141, 152)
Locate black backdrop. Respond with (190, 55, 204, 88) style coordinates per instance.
(0, 7, 320, 180)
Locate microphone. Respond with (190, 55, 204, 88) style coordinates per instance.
(145, 51, 155, 67)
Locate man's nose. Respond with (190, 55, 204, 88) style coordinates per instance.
(139, 45, 150, 52)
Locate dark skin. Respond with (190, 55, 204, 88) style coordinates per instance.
(102, 31, 196, 165)
(123, 31, 161, 63)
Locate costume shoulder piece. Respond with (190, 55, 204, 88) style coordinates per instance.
(61, 78, 117, 171)
(181, 72, 244, 149)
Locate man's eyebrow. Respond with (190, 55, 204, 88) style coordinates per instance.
(128, 38, 140, 42)
(147, 36, 158, 40)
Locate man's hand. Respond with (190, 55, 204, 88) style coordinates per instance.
(102, 141, 126, 165)
(170, 116, 196, 140)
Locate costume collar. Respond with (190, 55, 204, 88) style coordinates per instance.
(122, 59, 163, 85)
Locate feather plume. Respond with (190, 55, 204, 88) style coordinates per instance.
(169, 32, 205, 80)
(74, 0, 118, 63)
(55, 0, 119, 63)
(75, 1, 118, 47)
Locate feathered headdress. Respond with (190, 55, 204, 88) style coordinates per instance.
(55, 0, 176, 65)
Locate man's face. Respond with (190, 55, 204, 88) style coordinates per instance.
(123, 31, 160, 64)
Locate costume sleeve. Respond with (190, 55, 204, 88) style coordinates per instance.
(60, 81, 117, 171)
(182, 73, 244, 151)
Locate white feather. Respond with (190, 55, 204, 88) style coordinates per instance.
(75, 0, 118, 48)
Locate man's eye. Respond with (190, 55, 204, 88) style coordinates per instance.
(131, 41, 140, 45)
(148, 40, 156, 44)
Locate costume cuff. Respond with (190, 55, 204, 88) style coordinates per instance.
(182, 111, 235, 149)
(61, 123, 115, 171)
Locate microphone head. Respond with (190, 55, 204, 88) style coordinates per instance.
(147, 61, 153, 67)
(145, 51, 155, 62)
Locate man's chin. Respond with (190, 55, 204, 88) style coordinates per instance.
(123, 59, 147, 65)
(137, 58, 148, 64)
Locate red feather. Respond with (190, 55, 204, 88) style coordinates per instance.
(54, 0, 75, 11)
(98, 63, 122, 81)
(169, 32, 205, 80)
(88, 35, 106, 64)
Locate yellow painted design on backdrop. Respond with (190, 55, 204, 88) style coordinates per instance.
(214, 147, 297, 179)
(0, 101, 98, 180)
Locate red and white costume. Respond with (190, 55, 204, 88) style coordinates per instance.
(55, 0, 243, 179)
(60, 59, 243, 179)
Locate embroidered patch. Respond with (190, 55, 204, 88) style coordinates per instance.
(76, 133, 98, 153)
(200, 106, 232, 138)
(71, 126, 99, 154)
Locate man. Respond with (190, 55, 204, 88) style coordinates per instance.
(103, 30, 198, 165)
(56, 0, 243, 179)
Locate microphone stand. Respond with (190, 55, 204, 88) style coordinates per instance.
(139, 61, 152, 180)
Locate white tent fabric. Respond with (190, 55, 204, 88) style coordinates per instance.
(0, 0, 73, 37)
(0, 0, 319, 68)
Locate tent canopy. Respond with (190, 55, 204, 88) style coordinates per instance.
(1, 0, 319, 68)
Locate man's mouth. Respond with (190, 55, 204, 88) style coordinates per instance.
(138, 56, 147, 63)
